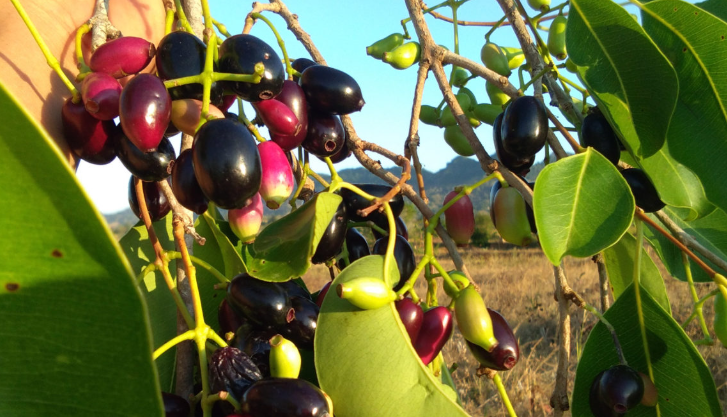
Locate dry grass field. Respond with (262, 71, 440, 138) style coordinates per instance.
(302, 243, 727, 416)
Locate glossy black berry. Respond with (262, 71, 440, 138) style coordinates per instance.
(192, 118, 261, 210)
(208, 346, 262, 402)
(372, 215, 409, 241)
(621, 168, 665, 213)
(493, 112, 535, 176)
(501, 96, 548, 158)
(218, 34, 285, 101)
(278, 279, 312, 301)
(128, 176, 170, 222)
(581, 108, 620, 166)
(116, 134, 176, 182)
(170, 148, 208, 214)
(280, 296, 319, 350)
(590, 365, 645, 415)
(227, 273, 294, 327)
(311, 202, 348, 264)
(291, 57, 318, 82)
(302, 110, 345, 158)
(242, 377, 331, 417)
(299, 65, 365, 115)
(373, 234, 415, 291)
(337, 227, 370, 269)
(162, 392, 190, 417)
(339, 184, 405, 225)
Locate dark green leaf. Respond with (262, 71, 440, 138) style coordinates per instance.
(195, 211, 246, 277)
(572, 285, 722, 416)
(640, 0, 727, 215)
(0, 83, 162, 416)
(533, 149, 634, 265)
(316, 256, 469, 417)
(567, 0, 678, 157)
(249, 192, 342, 281)
(603, 233, 671, 313)
(696, 0, 727, 21)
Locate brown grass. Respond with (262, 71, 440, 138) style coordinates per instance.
(302, 244, 727, 416)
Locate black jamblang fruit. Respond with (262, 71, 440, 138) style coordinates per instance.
(590, 365, 645, 415)
(242, 378, 331, 417)
(302, 110, 345, 157)
(218, 34, 285, 101)
(208, 346, 263, 402)
(311, 202, 348, 264)
(581, 108, 620, 166)
(466, 308, 520, 371)
(337, 227, 370, 269)
(116, 134, 176, 182)
(372, 216, 409, 242)
(500, 96, 548, 158)
(162, 392, 190, 417)
(339, 184, 405, 224)
(621, 168, 665, 213)
(192, 118, 261, 209)
(227, 273, 294, 327)
(128, 176, 171, 222)
(280, 296, 319, 350)
(171, 148, 208, 214)
(299, 65, 365, 115)
(291, 57, 318, 82)
(373, 234, 416, 291)
(493, 112, 535, 175)
(156, 31, 223, 105)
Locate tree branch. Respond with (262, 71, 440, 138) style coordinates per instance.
(551, 265, 572, 415)
(88, 0, 121, 51)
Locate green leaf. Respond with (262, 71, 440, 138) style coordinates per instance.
(533, 149, 635, 265)
(572, 285, 722, 416)
(640, 0, 727, 215)
(603, 233, 671, 314)
(696, 0, 727, 22)
(0, 83, 162, 415)
(316, 256, 470, 417)
(195, 211, 246, 277)
(644, 207, 727, 283)
(567, 0, 678, 157)
(249, 192, 342, 281)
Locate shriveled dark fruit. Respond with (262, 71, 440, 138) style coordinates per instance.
(337, 227, 370, 270)
(218, 34, 285, 101)
(621, 168, 665, 213)
(302, 110, 345, 157)
(466, 308, 519, 371)
(236, 327, 276, 378)
(218, 298, 246, 337)
(372, 215, 409, 241)
(193, 118, 261, 209)
(581, 108, 620, 166)
(128, 176, 170, 222)
(227, 273, 294, 327)
(299, 65, 365, 115)
(156, 31, 223, 104)
(444, 191, 475, 246)
(162, 392, 190, 417)
(270, 80, 309, 151)
(315, 281, 332, 308)
(311, 202, 348, 264)
(373, 234, 415, 291)
(209, 346, 263, 404)
(119, 73, 172, 152)
(61, 98, 118, 165)
(278, 279, 312, 300)
(414, 306, 454, 365)
(501, 96, 548, 158)
(280, 296, 319, 350)
(89, 36, 155, 78)
(81, 72, 122, 120)
(242, 377, 331, 417)
(395, 297, 423, 343)
(340, 183, 405, 224)
(116, 134, 176, 182)
(592, 365, 645, 415)
(171, 148, 208, 214)
(291, 57, 318, 82)
(493, 113, 535, 176)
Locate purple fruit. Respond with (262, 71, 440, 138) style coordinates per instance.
(501, 96, 548, 157)
(327, 138, 352, 164)
(395, 297, 423, 343)
(302, 110, 345, 157)
(81, 72, 122, 120)
(116, 134, 176, 182)
(299, 65, 365, 115)
(171, 149, 208, 214)
(414, 306, 453, 365)
(228, 193, 264, 244)
(218, 298, 245, 337)
(128, 176, 170, 222)
(242, 378, 331, 417)
(443, 191, 475, 246)
(61, 98, 117, 164)
(89, 36, 156, 78)
(257, 141, 294, 210)
(466, 308, 519, 371)
(315, 281, 332, 308)
(119, 73, 172, 152)
(253, 99, 302, 137)
(270, 80, 309, 151)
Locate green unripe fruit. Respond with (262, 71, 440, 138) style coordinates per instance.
(473, 103, 503, 125)
(565, 58, 578, 74)
(440, 106, 457, 127)
(467, 114, 481, 128)
(419, 105, 441, 126)
(443, 270, 470, 298)
(491, 186, 533, 246)
(444, 126, 475, 156)
(527, 0, 550, 12)
(454, 284, 498, 351)
(457, 87, 477, 111)
(547, 15, 568, 60)
(480, 42, 511, 77)
(486, 80, 510, 106)
(451, 68, 470, 87)
(382, 42, 421, 70)
(337, 277, 397, 310)
(714, 289, 727, 348)
(269, 334, 301, 379)
(366, 33, 405, 60)
(501, 46, 525, 69)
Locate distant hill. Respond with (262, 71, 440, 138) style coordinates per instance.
(104, 156, 544, 237)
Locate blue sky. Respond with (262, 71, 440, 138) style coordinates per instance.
(77, 0, 605, 213)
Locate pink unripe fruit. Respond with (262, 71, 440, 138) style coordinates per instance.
(270, 81, 308, 151)
(228, 193, 263, 244)
(170, 99, 225, 136)
(81, 72, 122, 120)
(258, 141, 294, 210)
(443, 190, 475, 246)
(89, 36, 156, 78)
(119, 73, 171, 152)
(253, 98, 302, 137)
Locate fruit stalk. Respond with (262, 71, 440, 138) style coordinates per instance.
(251, 13, 295, 79)
(74, 23, 92, 76)
(682, 252, 714, 344)
(632, 219, 658, 395)
(493, 373, 517, 417)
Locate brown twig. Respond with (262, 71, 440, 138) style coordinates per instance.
(135, 177, 165, 264)
(653, 210, 727, 275)
(551, 265, 572, 415)
(593, 253, 611, 311)
(88, 0, 122, 51)
(181, 0, 204, 38)
(157, 178, 206, 245)
(357, 145, 411, 218)
(406, 58, 431, 204)
(547, 107, 583, 154)
(421, 1, 562, 26)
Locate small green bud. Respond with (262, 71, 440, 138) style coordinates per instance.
(269, 334, 301, 379)
(337, 277, 397, 310)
